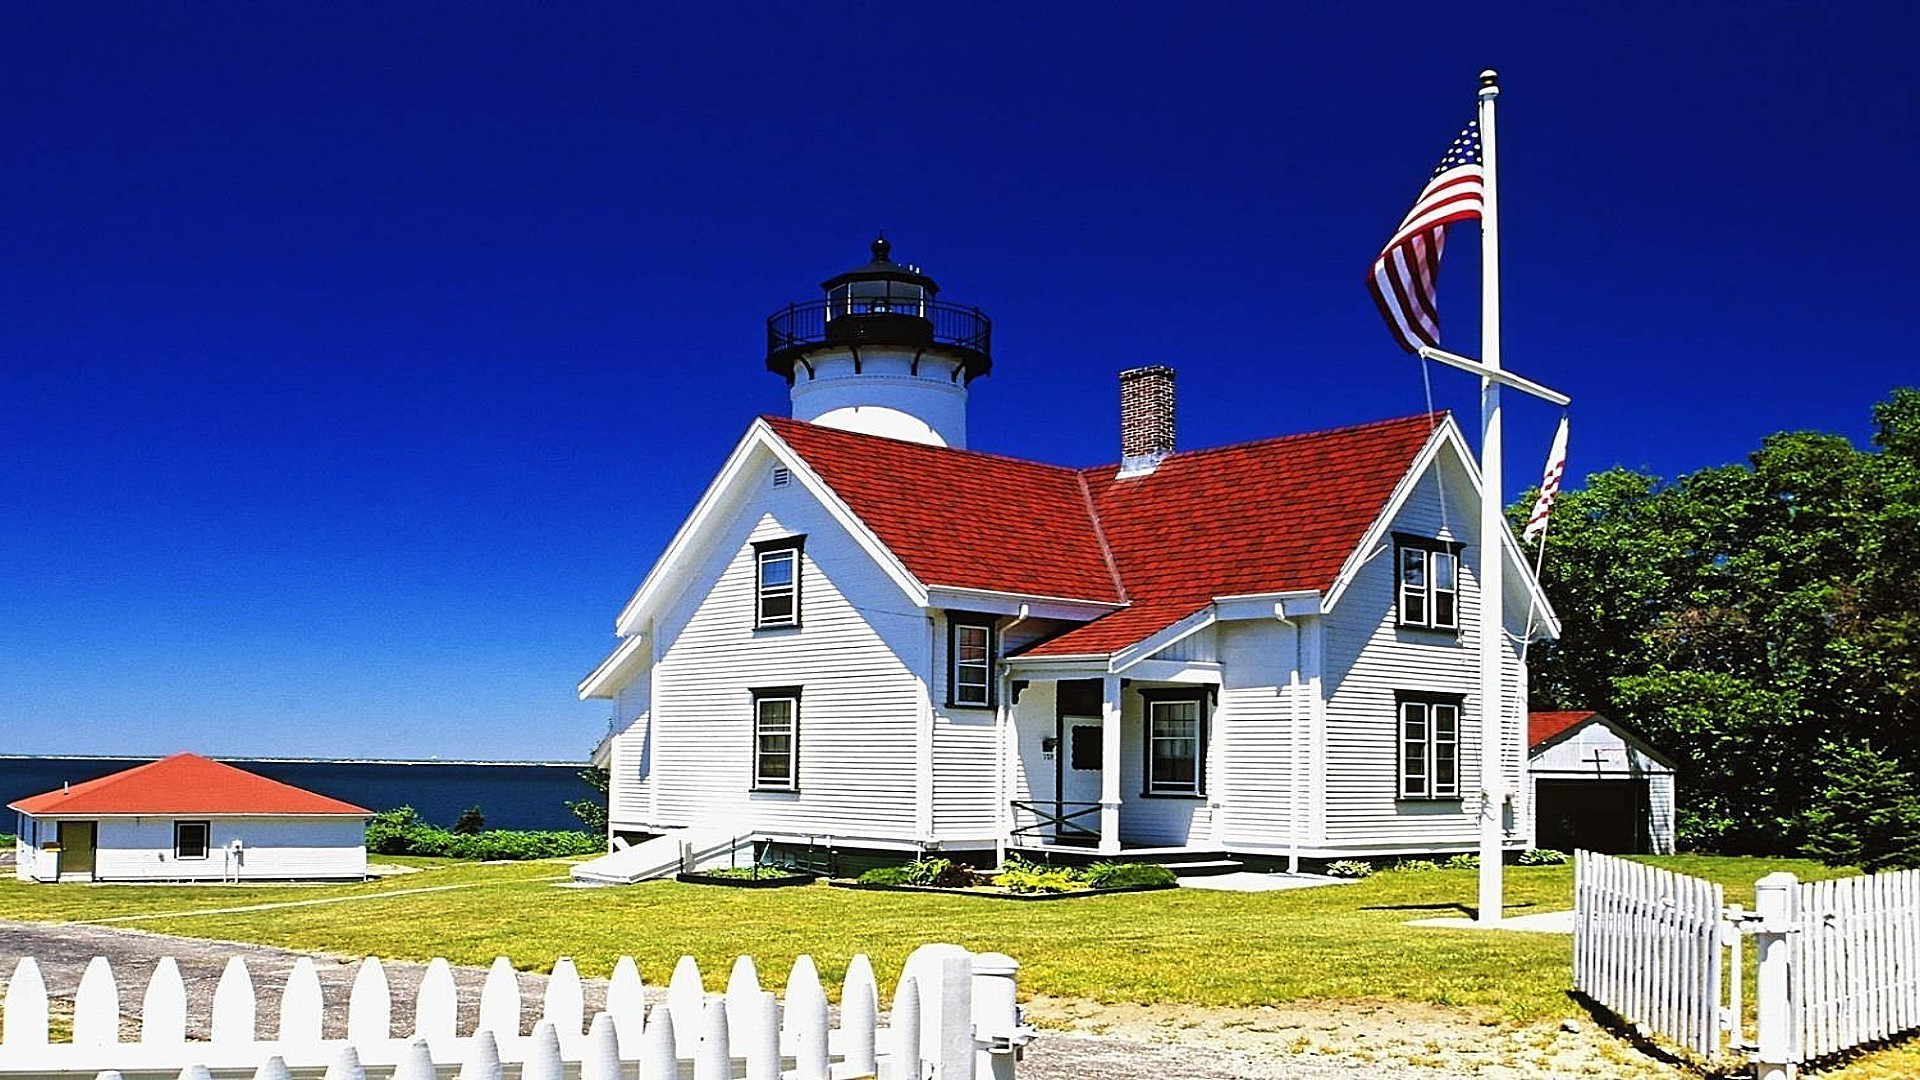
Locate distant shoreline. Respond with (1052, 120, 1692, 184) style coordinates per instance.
(0, 754, 586, 768)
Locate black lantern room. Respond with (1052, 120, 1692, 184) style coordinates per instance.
(765, 237, 992, 383)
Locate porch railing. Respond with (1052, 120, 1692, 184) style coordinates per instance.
(1008, 801, 1101, 844)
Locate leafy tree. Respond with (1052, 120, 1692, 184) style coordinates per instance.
(453, 805, 486, 835)
(1801, 742, 1920, 873)
(567, 766, 610, 834)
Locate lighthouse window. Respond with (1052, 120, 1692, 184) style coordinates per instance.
(753, 536, 804, 628)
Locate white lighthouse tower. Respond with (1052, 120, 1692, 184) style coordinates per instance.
(766, 237, 992, 448)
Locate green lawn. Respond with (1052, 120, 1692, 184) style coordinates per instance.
(0, 854, 1859, 1025)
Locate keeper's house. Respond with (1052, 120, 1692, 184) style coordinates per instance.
(10, 753, 371, 883)
(575, 240, 1559, 881)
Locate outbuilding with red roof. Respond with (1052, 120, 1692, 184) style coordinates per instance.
(1527, 711, 1677, 855)
(10, 753, 371, 883)
(573, 241, 1562, 882)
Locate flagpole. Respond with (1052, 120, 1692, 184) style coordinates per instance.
(1474, 68, 1506, 926)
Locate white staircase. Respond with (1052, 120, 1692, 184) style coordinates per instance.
(569, 828, 755, 885)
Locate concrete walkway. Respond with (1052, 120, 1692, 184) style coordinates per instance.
(1176, 871, 1355, 893)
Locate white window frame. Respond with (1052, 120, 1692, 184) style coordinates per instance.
(752, 688, 800, 791)
(174, 820, 211, 860)
(1398, 695, 1461, 799)
(1142, 691, 1207, 796)
(753, 537, 803, 628)
(947, 614, 997, 708)
(1396, 536, 1460, 631)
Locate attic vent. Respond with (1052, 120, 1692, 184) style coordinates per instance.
(771, 466, 792, 488)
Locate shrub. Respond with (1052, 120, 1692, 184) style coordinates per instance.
(1082, 861, 1177, 888)
(992, 855, 1086, 894)
(1388, 858, 1441, 873)
(365, 806, 604, 860)
(453, 806, 486, 835)
(1442, 853, 1479, 870)
(903, 857, 975, 888)
(1801, 741, 1920, 873)
(856, 865, 914, 886)
(1324, 859, 1373, 878)
(1517, 848, 1569, 866)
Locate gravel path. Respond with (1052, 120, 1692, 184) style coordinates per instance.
(0, 919, 1628, 1078)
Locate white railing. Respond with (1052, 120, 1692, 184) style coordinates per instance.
(0, 943, 1032, 1079)
(1572, 850, 1725, 1059)
(1576, 852, 1920, 1077)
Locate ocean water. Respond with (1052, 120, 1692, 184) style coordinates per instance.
(0, 756, 598, 832)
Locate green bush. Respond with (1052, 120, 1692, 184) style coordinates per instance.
(453, 805, 486, 835)
(1801, 741, 1920, 873)
(1388, 858, 1441, 873)
(1442, 853, 1479, 870)
(365, 805, 604, 860)
(1517, 848, 1569, 866)
(1324, 859, 1373, 878)
(856, 865, 913, 886)
(902, 857, 975, 888)
(1082, 861, 1177, 888)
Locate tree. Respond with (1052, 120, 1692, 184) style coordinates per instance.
(453, 805, 486, 835)
(567, 766, 609, 834)
(1801, 742, 1920, 873)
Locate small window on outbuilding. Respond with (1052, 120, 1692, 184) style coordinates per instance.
(174, 821, 211, 860)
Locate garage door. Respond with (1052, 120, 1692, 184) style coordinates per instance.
(1535, 779, 1647, 854)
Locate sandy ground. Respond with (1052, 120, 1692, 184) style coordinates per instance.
(0, 919, 1688, 1078)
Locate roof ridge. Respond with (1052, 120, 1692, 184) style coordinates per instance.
(1077, 411, 1445, 476)
(1076, 470, 1128, 603)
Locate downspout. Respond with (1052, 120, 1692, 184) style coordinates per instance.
(917, 613, 937, 847)
(1275, 604, 1303, 875)
(994, 604, 1029, 865)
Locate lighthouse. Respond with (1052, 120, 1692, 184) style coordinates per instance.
(765, 237, 992, 448)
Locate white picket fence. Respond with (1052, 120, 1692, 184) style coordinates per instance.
(0, 943, 1032, 1079)
(1571, 849, 1725, 1059)
(1575, 851, 1920, 1076)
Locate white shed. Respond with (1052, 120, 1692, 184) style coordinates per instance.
(10, 753, 370, 883)
(1528, 711, 1677, 855)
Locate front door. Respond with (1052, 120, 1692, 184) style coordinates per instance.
(57, 821, 96, 880)
(1055, 679, 1105, 845)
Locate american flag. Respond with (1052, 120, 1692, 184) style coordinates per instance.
(1368, 121, 1484, 353)
(1522, 417, 1570, 543)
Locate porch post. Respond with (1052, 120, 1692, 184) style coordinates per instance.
(1099, 673, 1122, 855)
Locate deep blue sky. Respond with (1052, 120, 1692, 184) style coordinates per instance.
(4, 4, 1912, 760)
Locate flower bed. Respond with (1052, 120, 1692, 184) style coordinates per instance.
(830, 855, 1178, 899)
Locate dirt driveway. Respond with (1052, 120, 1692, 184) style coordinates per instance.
(0, 920, 1676, 1078)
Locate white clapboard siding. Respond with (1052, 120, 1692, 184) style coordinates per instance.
(1573, 851, 1725, 1061)
(1792, 867, 1920, 1061)
(0, 943, 1029, 1080)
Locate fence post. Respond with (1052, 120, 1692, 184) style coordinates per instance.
(970, 953, 1032, 1080)
(1754, 871, 1799, 1080)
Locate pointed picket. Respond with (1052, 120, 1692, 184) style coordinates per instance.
(345, 958, 391, 1044)
(607, 955, 647, 1056)
(393, 1036, 436, 1080)
(581, 1012, 622, 1080)
(323, 1043, 367, 1080)
(73, 956, 120, 1046)
(415, 958, 459, 1042)
(640, 1004, 678, 1080)
(786, 955, 830, 1080)
(179, 1065, 214, 1080)
(523, 1020, 564, 1080)
(744, 991, 779, 1080)
(279, 957, 324, 1045)
(3, 958, 49, 1047)
(211, 957, 257, 1044)
(254, 1055, 293, 1080)
(478, 957, 521, 1039)
(887, 976, 922, 1080)
(725, 955, 763, 1056)
(841, 954, 879, 1079)
(542, 957, 585, 1039)
(142, 957, 187, 1045)
(458, 1029, 503, 1080)
(666, 956, 704, 1056)
(96, 1072, 124, 1080)
(693, 998, 729, 1080)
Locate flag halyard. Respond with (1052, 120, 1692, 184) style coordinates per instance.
(1368, 122, 1485, 353)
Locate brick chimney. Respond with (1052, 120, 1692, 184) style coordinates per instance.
(1119, 365, 1176, 477)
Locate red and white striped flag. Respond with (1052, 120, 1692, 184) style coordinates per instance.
(1522, 417, 1570, 543)
(1368, 122, 1485, 353)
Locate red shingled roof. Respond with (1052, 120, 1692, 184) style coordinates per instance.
(8, 753, 371, 817)
(1529, 710, 1599, 748)
(764, 412, 1441, 657)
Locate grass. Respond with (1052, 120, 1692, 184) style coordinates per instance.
(0, 854, 1859, 1026)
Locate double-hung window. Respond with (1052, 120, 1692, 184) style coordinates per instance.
(1395, 535, 1461, 631)
(947, 614, 997, 708)
(752, 687, 801, 790)
(1397, 692, 1461, 799)
(753, 537, 803, 628)
(174, 820, 211, 859)
(1141, 689, 1207, 796)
